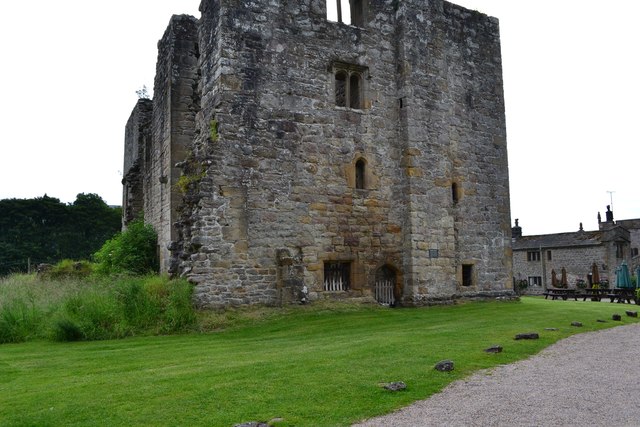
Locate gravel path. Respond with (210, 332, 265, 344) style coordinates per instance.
(354, 323, 640, 427)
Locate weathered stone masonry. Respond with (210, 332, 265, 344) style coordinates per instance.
(122, 98, 152, 226)
(124, 15, 199, 273)
(123, 0, 514, 308)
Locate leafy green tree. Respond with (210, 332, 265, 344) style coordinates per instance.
(0, 194, 121, 276)
(69, 193, 122, 259)
(94, 219, 158, 275)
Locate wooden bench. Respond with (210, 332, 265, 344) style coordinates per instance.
(543, 289, 578, 301)
(608, 289, 637, 304)
(576, 288, 637, 304)
(579, 289, 611, 302)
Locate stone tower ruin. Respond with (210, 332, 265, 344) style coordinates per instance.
(122, 0, 514, 308)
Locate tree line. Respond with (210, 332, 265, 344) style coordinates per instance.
(0, 194, 122, 276)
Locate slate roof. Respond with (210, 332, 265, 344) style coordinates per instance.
(512, 230, 602, 251)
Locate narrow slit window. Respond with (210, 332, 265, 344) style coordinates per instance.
(462, 264, 473, 287)
(451, 182, 459, 204)
(616, 243, 624, 259)
(355, 158, 365, 189)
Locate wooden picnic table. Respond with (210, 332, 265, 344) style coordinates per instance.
(608, 288, 637, 304)
(543, 289, 577, 301)
(579, 288, 611, 302)
(543, 288, 637, 304)
(577, 288, 636, 304)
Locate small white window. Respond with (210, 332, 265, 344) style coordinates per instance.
(327, 1, 365, 26)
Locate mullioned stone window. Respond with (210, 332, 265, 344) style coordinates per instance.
(332, 62, 367, 110)
(527, 251, 540, 262)
(529, 276, 542, 286)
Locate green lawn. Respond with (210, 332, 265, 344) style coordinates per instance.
(1, 297, 637, 426)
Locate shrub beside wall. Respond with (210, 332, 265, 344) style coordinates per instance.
(93, 219, 159, 275)
(0, 221, 194, 344)
(50, 276, 196, 342)
(0, 275, 195, 344)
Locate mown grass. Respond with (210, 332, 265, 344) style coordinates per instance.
(0, 297, 637, 426)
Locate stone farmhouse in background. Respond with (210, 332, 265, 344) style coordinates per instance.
(512, 207, 640, 293)
(122, 0, 514, 308)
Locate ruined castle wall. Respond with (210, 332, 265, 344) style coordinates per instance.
(122, 98, 152, 226)
(145, 15, 199, 272)
(396, 0, 512, 302)
(174, 0, 512, 307)
(180, 0, 409, 306)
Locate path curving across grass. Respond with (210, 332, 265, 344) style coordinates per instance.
(0, 297, 637, 426)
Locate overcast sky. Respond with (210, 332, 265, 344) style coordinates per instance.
(0, 1, 637, 236)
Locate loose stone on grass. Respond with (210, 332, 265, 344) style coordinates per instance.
(435, 360, 455, 372)
(484, 345, 503, 353)
(514, 333, 539, 340)
(571, 322, 583, 327)
(612, 314, 622, 321)
(625, 311, 638, 318)
(383, 381, 407, 391)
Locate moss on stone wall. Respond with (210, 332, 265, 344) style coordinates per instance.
(209, 119, 219, 142)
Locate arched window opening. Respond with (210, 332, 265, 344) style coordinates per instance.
(349, 73, 361, 109)
(355, 158, 366, 189)
(335, 71, 347, 107)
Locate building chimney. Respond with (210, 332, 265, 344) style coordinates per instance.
(605, 205, 614, 222)
(512, 219, 522, 239)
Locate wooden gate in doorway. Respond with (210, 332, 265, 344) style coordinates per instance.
(375, 265, 397, 306)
